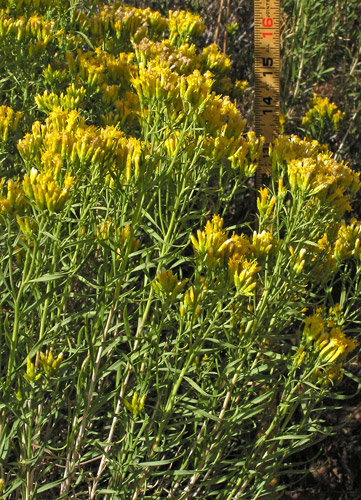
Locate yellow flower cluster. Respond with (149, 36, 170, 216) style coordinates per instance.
(252, 230, 279, 258)
(132, 60, 180, 107)
(23, 351, 63, 385)
(35, 84, 86, 113)
(133, 39, 234, 95)
(152, 269, 188, 302)
(179, 69, 214, 112)
(334, 218, 361, 262)
(271, 135, 360, 216)
(227, 132, 263, 178)
(23, 167, 75, 212)
(301, 309, 357, 385)
(38, 350, 63, 377)
(0, 178, 26, 215)
(199, 95, 245, 139)
(87, 4, 167, 45)
(123, 392, 146, 416)
(132, 60, 234, 122)
(113, 135, 144, 183)
(191, 215, 277, 295)
(17, 215, 36, 239)
(257, 186, 276, 221)
(0, 9, 62, 56)
(191, 214, 228, 268)
(4, 110, 86, 215)
(270, 135, 328, 169)
(199, 98, 248, 168)
(42, 64, 68, 87)
(1, 0, 68, 14)
(287, 152, 360, 214)
(134, 38, 197, 74)
(0, 105, 23, 143)
(302, 94, 345, 130)
(199, 44, 231, 75)
(229, 256, 261, 296)
(288, 246, 307, 275)
(67, 48, 135, 89)
(287, 215, 361, 281)
(168, 10, 205, 46)
(18, 108, 145, 184)
(24, 356, 41, 384)
(180, 277, 207, 320)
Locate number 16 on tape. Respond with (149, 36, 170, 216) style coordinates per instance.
(254, 0, 280, 187)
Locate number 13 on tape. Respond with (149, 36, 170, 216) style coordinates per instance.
(254, 0, 280, 187)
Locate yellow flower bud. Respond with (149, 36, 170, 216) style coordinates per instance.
(39, 351, 63, 377)
(123, 392, 146, 416)
(24, 356, 41, 384)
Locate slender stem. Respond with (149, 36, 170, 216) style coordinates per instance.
(60, 189, 145, 496)
(214, 0, 225, 46)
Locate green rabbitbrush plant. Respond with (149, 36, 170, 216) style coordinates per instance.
(0, 1, 361, 499)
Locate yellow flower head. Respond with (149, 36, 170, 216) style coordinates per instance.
(221, 233, 254, 261)
(0, 178, 27, 216)
(152, 269, 188, 302)
(229, 256, 260, 296)
(199, 44, 231, 75)
(132, 60, 179, 106)
(191, 215, 229, 268)
(257, 186, 276, 220)
(228, 132, 262, 178)
(123, 392, 146, 416)
(334, 218, 361, 262)
(252, 231, 278, 258)
(287, 152, 359, 215)
(24, 356, 41, 384)
(179, 70, 213, 112)
(23, 168, 75, 212)
(96, 218, 140, 256)
(302, 308, 357, 386)
(39, 351, 63, 377)
(168, 10, 205, 45)
(43, 65, 68, 87)
(35, 85, 86, 113)
(181, 278, 207, 319)
(302, 312, 325, 344)
(0, 105, 23, 143)
(317, 327, 357, 364)
(270, 135, 328, 171)
(17, 216, 36, 239)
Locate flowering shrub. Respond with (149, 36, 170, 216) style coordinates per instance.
(0, 2, 360, 499)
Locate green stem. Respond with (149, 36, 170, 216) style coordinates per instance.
(7, 219, 42, 384)
(60, 182, 146, 497)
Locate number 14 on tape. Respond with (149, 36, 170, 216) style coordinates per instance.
(254, 0, 280, 187)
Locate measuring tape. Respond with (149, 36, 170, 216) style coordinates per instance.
(254, 0, 280, 187)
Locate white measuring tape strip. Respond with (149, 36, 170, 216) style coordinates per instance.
(254, 0, 280, 188)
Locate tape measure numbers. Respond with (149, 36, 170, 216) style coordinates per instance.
(254, 0, 280, 187)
